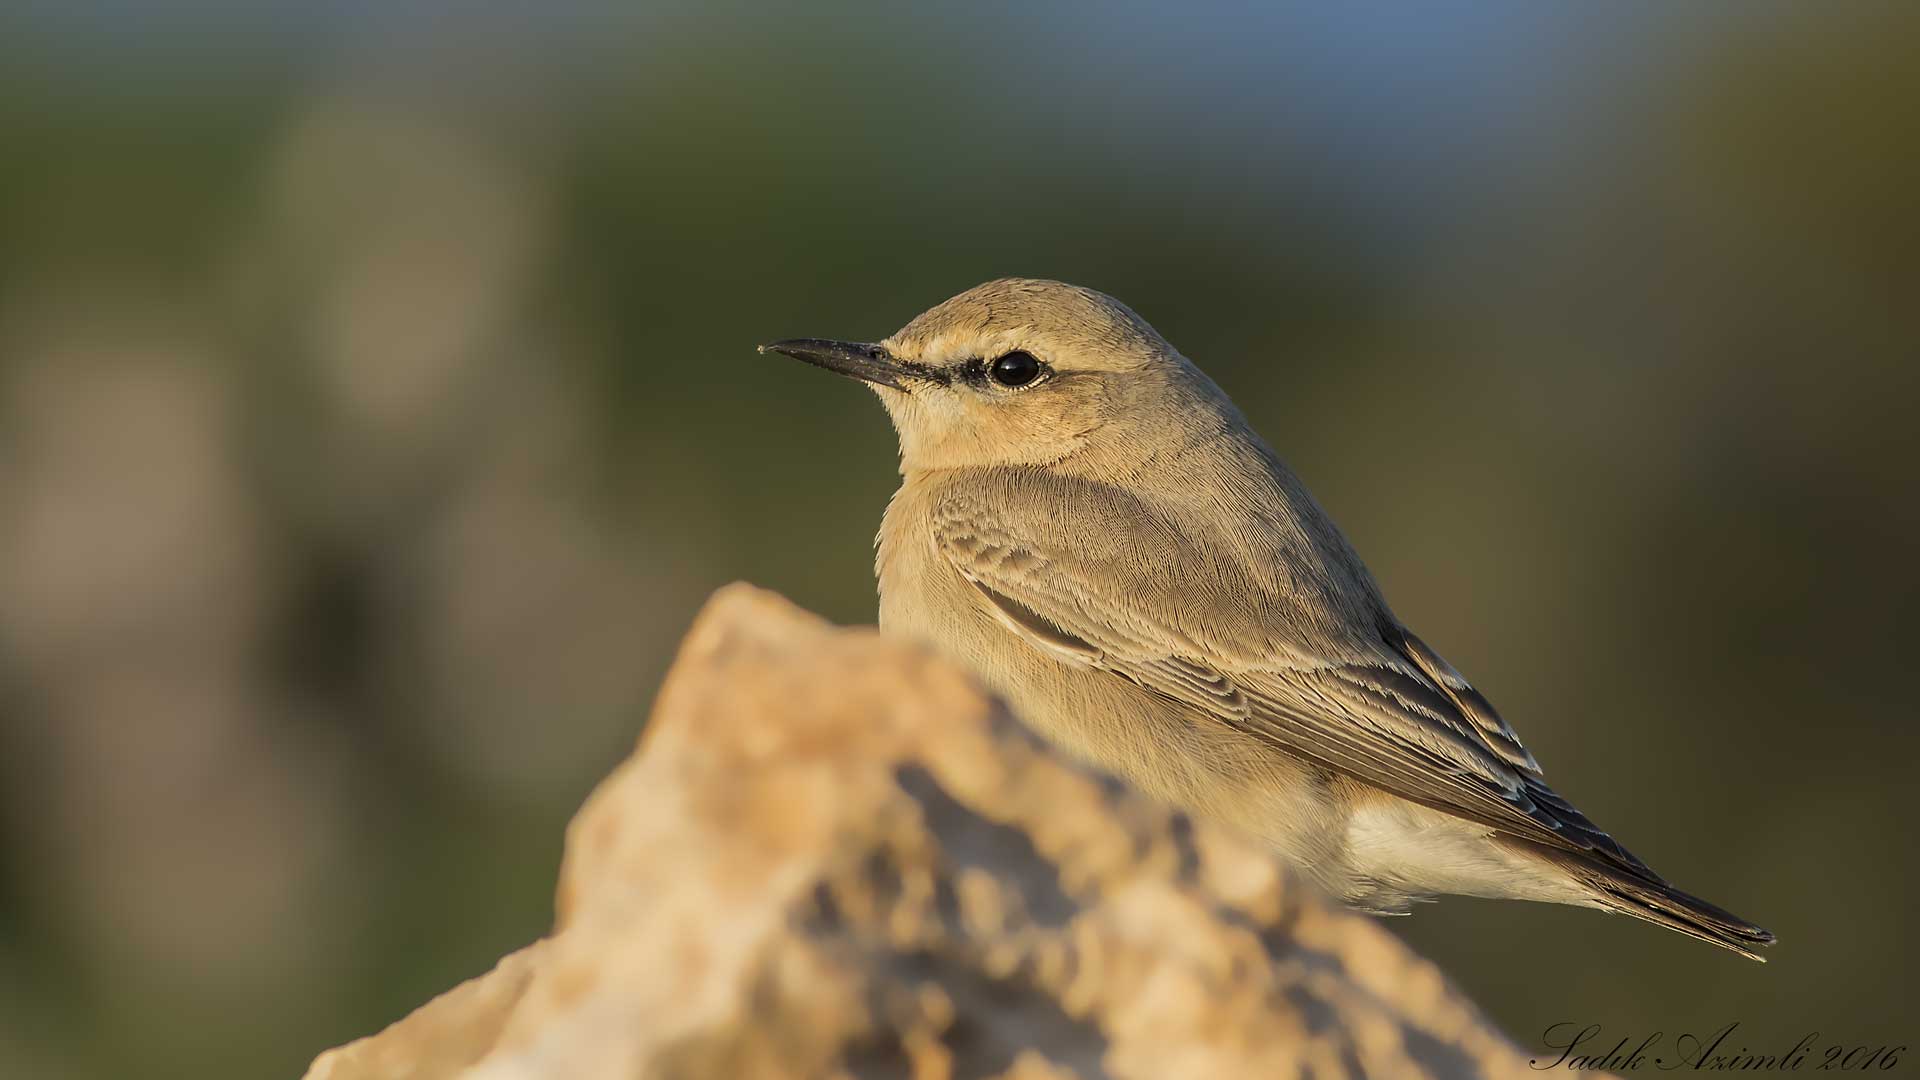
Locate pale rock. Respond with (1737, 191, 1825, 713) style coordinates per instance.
(304, 584, 1549, 1080)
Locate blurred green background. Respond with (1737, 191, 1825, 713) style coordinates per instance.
(1, 4, 1914, 1077)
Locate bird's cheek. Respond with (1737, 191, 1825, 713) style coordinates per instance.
(880, 391, 965, 468)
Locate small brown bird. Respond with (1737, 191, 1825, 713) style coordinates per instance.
(762, 278, 1774, 960)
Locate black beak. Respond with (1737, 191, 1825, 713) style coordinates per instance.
(758, 338, 928, 392)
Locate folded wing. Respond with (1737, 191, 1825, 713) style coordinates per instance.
(933, 478, 1644, 871)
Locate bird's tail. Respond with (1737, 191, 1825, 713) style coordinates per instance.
(1587, 873, 1776, 962)
(1507, 839, 1776, 961)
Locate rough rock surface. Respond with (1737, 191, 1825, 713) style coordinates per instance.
(305, 584, 1545, 1080)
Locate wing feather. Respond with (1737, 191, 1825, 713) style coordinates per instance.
(932, 481, 1644, 870)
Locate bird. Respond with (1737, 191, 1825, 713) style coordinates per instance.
(759, 277, 1775, 960)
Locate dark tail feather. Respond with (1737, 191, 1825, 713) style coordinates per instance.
(1585, 874, 1775, 962)
(1506, 839, 1776, 962)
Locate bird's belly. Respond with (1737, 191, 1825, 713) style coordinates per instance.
(1341, 797, 1600, 909)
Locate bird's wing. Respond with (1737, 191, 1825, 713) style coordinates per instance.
(931, 479, 1645, 870)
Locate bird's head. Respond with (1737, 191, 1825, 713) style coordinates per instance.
(762, 278, 1232, 474)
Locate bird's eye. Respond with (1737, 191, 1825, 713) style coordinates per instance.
(989, 351, 1043, 388)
